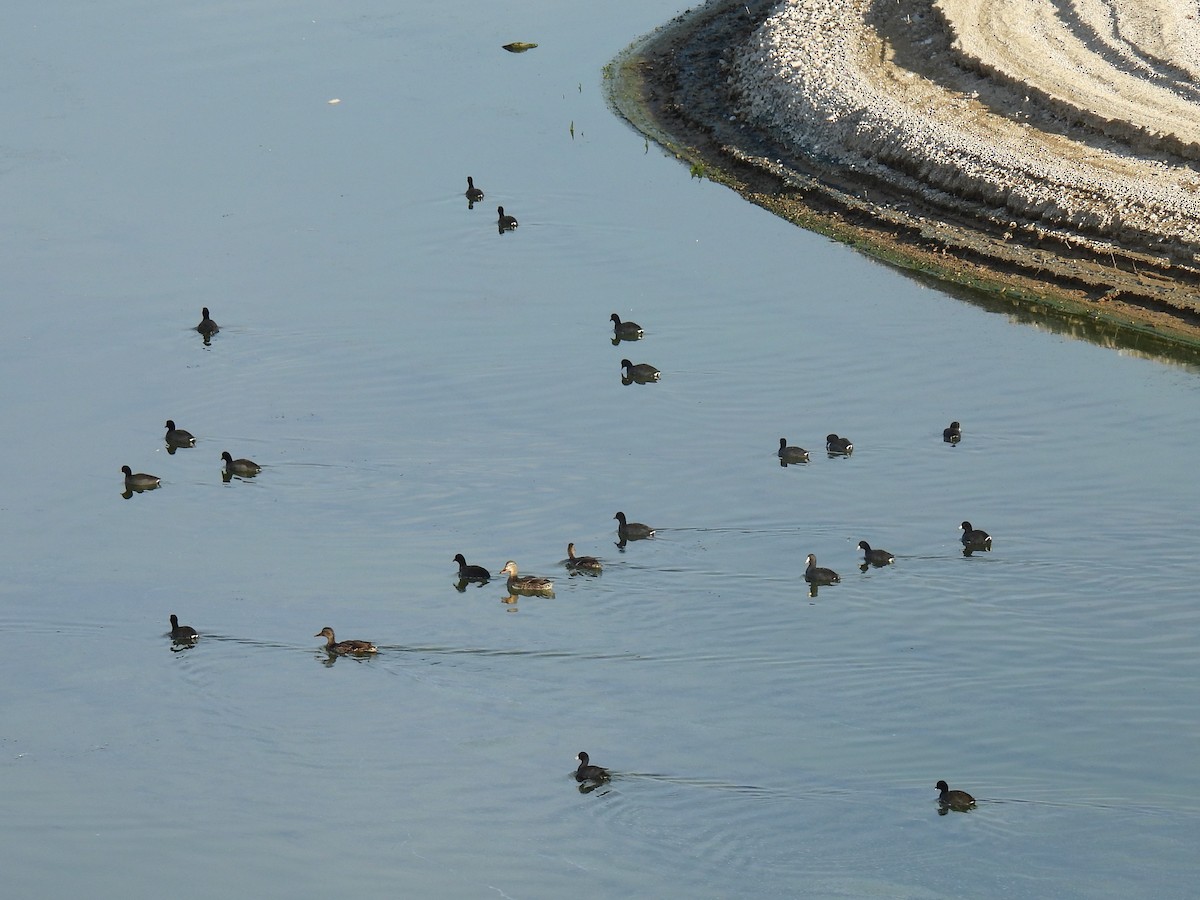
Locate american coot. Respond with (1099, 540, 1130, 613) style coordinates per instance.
(857, 540, 895, 566)
(314, 627, 377, 655)
(825, 433, 853, 454)
(778, 437, 809, 465)
(620, 359, 661, 382)
(221, 451, 261, 476)
(960, 521, 992, 548)
(169, 614, 198, 643)
(453, 554, 490, 581)
(497, 206, 518, 231)
(122, 465, 161, 491)
(805, 553, 840, 584)
(610, 313, 644, 340)
(944, 421, 962, 444)
(164, 420, 196, 447)
(465, 176, 484, 204)
(614, 511, 655, 540)
(195, 307, 219, 335)
(566, 543, 602, 574)
(936, 780, 976, 810)
(575, 751, 611, 783)
(499, 561, 554, 594)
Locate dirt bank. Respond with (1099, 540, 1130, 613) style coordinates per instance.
(607, 0, 1200, 358)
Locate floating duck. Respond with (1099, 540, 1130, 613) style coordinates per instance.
(936, 780, 976, 810)
(195, 307, 219, 336)
(575, 751, 610, 783)
(960, 521, 992, 549)
(610, 313, 644, 340)
(453, 554, 491, 581)
(614, 511, 655, 540)
(169, 614, 198, 644)
(122, 465, 160, 492)
(566, 543, 602, 574)
(314, 627, 377, 655)
(857, 541, 895, 566)
(778, 437, 809, 465)
(164, 420, 196, 448)
(804, 553, 840, 584)
(620, 359, 660, 382)
(499, 560, 553, 594)
(825, 433, 853, 454)
(221, 451, 261, 476)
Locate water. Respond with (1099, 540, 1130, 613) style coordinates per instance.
(3, 1, 1199, 897)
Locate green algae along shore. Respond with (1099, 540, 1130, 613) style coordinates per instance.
(607, 0, 1200, 358)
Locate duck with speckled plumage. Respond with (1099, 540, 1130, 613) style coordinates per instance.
(500, 561, 554, 595)
(315, 627, 377, 655)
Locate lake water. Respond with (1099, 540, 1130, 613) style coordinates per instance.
(3, 1, 1198, 897)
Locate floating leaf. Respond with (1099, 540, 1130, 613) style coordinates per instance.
(502, 42, 538, 53)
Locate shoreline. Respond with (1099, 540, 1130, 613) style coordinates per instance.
(606, 0, 1200, 361)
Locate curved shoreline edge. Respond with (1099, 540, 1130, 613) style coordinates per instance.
(605, 0, 1200, 362)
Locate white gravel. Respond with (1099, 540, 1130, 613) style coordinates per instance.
(728, 0, 1200, 261)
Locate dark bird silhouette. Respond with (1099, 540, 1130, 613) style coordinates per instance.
(453, 554, 490, 581)
(169, 614, 198, 644)
(575, 751, 610, 783)
(805, 553, 840, 584)
(936, 780, 975, 811)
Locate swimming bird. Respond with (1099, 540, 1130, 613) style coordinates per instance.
(936, 780, 976, 810)
(943, 421, 961, 444)
(221, 451, 261, 476)
(164, 420, 196, 447)
(620, 359, 660, 382)
(575, 751, 610, 783)
(857, 540, 895, 566)
(778, 437, 809, 464)
(960, 521, 992, 548)
(566, 543, 603, 573)
(453, 553, 491, 581)
(497, 206, 518, 230)
(122, 465, 160, 491)
(314, 627, 377, 655)
(804, 553, 840, 584)
(465, 176, 484, 203)
(610, 313, 644, 340)
(499, 560, 553, 594)
(195, 307, 219, 335)
(825, 433, 853, 454)
(614, 511, 655, 540)
(169, 614, 198, 643)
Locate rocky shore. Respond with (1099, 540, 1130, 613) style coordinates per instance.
(608, 0, 1200, 352)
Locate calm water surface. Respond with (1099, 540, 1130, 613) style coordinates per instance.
(3, 1, 1198, 897)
